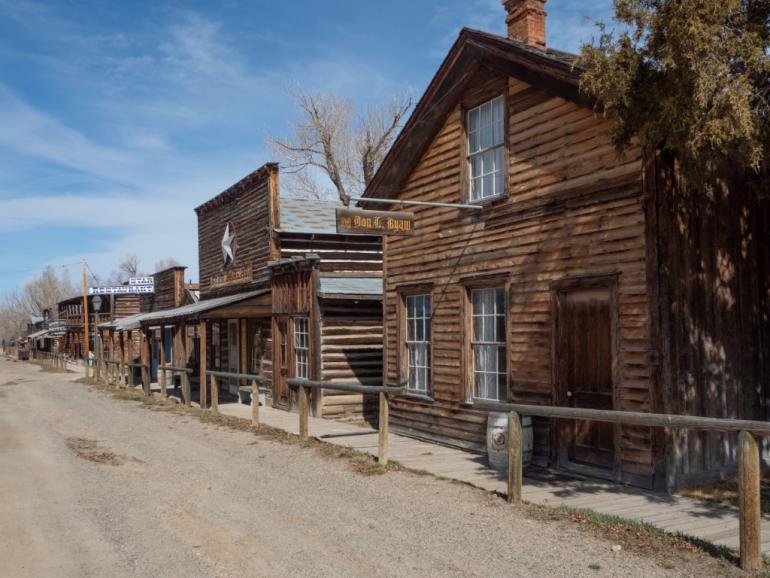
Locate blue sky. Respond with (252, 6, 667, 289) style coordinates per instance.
(0, 0, 613, 294)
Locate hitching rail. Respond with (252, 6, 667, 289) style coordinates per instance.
(472, 400, 767, 571)
(157, 364, 193, 405)
(287, 378, 406, 466)
(205, 370, 267, 424)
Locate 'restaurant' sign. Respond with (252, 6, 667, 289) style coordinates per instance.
(89, 276, 156, 295)
(335, 207, 414, 236)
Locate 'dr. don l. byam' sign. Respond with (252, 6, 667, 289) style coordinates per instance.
(335, 208, 414, 236)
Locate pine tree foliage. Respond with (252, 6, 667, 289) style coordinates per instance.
(579, 0, 770, 192)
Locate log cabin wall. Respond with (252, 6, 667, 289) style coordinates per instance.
(648, 153, 770, 490)
(195, 163, 279, 299)
(381, 70, 653, 485)
(320, 297, 382, 424)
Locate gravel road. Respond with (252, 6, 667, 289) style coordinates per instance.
(0, 359, 736, 577)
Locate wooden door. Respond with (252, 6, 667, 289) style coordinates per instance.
(272, 316, 291, 409)
(555, 285, 616, 472)
(227, 320, 239, 392)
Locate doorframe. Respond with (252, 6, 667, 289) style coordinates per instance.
(227, 319, 239, 393)
(550, 272, 621, 480)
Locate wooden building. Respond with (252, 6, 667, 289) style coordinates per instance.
(361, 0, 770, 491)
(130, 163, 383, 421)
(99, 266, 198, 382)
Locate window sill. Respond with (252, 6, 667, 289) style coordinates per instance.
(469, 193, 507, 208)
(460, 398, 509, 410)
(402, 391, 435, 403)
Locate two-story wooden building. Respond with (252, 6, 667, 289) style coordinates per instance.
(362, 0, 770, 491)
(128, 163, 383, 422)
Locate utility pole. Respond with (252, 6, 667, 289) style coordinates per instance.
(82, 259, 90, 378)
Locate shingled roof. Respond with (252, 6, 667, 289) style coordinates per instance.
(277, 197, 342, 235)
(361, 27, 586, 204)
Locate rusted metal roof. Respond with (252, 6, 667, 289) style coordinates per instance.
(101, 289, 268, 331)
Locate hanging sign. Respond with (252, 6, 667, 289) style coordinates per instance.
(129, 276, 154, 286)
(335, 207, 414, 236)
(89, 285, 155, 295)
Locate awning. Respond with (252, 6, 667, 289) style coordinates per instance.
(318, 276, 382, 299)
(26, 328, 52, 340)
(143, 289, 271, 327)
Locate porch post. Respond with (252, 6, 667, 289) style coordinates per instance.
(199, 319, 207, 409)
(140, 327, 151, 396)
(159, 324, 167, 398)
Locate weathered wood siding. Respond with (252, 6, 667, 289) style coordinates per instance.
(383, 73, 651, 482)
(196, 165, 278, 299)
(320, 298, 382, 424)
(649, 154, 770, 489)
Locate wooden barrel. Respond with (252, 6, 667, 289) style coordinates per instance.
(487, 412, 533, 471)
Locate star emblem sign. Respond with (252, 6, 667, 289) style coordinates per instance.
(222, 223, 235, 265)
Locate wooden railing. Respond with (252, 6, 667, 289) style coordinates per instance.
(205, 370, 267, 424)
(157, 364, 193, 405)
(472, 400, 770, 571)
(32, 351, 68, 370)
(287, 378, 405, 466)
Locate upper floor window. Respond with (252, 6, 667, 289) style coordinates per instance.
(467, 95, 505, 202)
(406, 294, 432, 394)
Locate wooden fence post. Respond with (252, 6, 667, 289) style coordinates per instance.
(140, 331, 150, 396)
(739, 430, 761, 571)
(378, 391, 389, 465)
(507, 411, 523, 504)
(299, 384, 309, 441)
(128, 364, 134, 388)
(251, 379, 259, 426)
(211, 374, 218, 414)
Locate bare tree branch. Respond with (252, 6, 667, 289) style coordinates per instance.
(268, 87, 412, 204)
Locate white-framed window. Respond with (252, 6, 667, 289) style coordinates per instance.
(406, 294, 432, 393)
(471, 287, 507, 401)
(294, 317, 309, 379)
(467, 95, 505, 201)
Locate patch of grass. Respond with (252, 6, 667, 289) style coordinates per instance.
(587, 563, 601, 571)
(524, 503, 744, 572)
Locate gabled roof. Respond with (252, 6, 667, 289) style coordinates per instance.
(361, 28, 585, 204)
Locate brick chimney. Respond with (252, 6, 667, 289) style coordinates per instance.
(502, 0, 547, 48)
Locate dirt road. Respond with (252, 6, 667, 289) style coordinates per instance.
(0, 359, 734, 577)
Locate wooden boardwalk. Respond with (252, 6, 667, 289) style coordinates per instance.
(219, 401, 770, 553)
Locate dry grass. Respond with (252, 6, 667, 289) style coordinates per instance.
(679, 476, 770, 515)
(524, 504, 752, 574)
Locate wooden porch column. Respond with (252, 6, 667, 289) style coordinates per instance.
(127, 330, 135, 388)
(175, 320, 190, 406)
(159, 325, 167, 398)
(140, 327, 151, 396)
(108, 329, 115, 385)
(199, 319, 207, 409)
